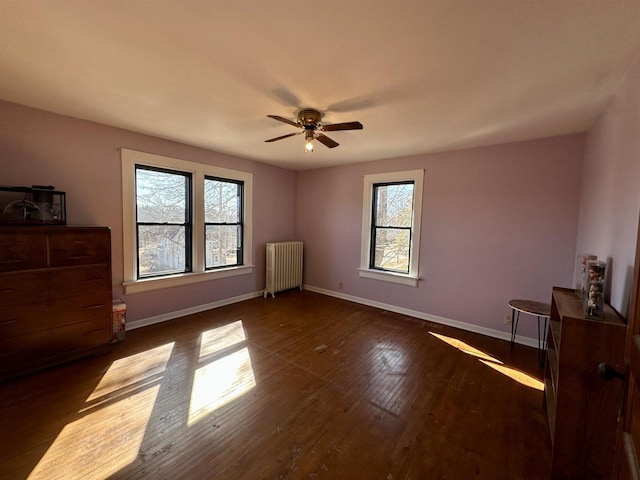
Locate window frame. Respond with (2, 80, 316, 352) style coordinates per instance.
(369, 180, 414, 274)
(359, 170, 424, 287)
(204, 175, 244, 270)
(135, 164, 193, 279)
(121, 149, 253, 294)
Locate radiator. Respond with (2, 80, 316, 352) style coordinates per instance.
(264, 241, 303, 298)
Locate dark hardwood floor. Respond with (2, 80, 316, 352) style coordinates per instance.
(0, 290, 551, 480)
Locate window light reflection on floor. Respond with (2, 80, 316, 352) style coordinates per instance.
(429, 332, 502, 364)
(28, 386, 160, 480)
(479, 359, 544, 390)
(429, 332, 543, 391)
(199, 320, 246, 358)
(188, 321, 256, 426)
(87, 342, 175, 402)
(28, 343, 175, 480)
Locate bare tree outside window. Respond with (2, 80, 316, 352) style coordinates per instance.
(204, 177, 243, 269)
(371, 182, 414, 273)
(122, 148, 254, 292)
(136, 166, 191, 277)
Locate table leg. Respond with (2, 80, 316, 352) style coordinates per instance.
(510, 309, 519, 347)
(537, 316, 548, 367)
(540, 317, 548, 367)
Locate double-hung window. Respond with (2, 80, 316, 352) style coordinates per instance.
(204, 176, 243, 269)
(360, 170, 423, 287)
(136, 165, 192, 278)
(121, 149, 253, 294)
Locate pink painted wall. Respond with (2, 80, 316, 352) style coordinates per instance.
(0, 97, 589, 341)
(576, 53, 640, 318)
(296, 135, 585, 338)
(0, 100, 297, 321)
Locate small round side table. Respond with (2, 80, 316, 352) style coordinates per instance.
(508, 299, 551, 367)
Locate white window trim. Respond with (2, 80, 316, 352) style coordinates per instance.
(121, 148, 253, 294)
(359, 169, 424, 287)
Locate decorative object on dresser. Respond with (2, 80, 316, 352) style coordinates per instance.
(575, 253, 598, 296)
(0, 185, 66, 225)
(583, 259, 607, 320)
(0, 226, 112, 381)
(544, 287, 626, 479)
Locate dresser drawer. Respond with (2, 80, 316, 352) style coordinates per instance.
(49, 265, 111, 297)
(0, 233, 48, 272)
(0, 265, 110, 307)
(0, 291, 111, 338)
(0, 270, 48, 306)
(0, 317, 111, 365)
(49, 230, 110, 267)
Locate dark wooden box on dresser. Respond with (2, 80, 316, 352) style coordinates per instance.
(0, 226, 112, 381)
(544, 286, 627, 479)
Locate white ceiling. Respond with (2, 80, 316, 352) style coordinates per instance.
(1, 1, 639, 171)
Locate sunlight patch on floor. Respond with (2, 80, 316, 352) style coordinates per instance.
(188, 322, 256, 426)
(87, 342, 175, 402)
(28, 385, 160, 480)
(429, 332, 543, 390)
(199, 320, 246, 357)
(479, 359, 544, 390)
(429, 332, 502, 364)
(28, 343, 175, 480)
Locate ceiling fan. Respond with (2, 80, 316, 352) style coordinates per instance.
(265, 109, 363, 152)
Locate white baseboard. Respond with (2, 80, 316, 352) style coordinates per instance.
(126, 291, 263, 331)
(125, 286, 539, 349)
(303, 284, 539, 349)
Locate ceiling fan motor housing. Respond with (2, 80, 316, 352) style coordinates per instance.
(297, 109, 322, 128)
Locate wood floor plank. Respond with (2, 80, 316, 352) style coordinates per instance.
(0, 290, 550, 480)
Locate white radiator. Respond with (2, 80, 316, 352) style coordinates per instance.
(264, 241, 303, 298)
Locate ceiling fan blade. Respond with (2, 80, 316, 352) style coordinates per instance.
(265, 131, 303, 143)
(267, 114, 300, 128)
(316, 134, 339, 148)
(322, 121, 363, 131)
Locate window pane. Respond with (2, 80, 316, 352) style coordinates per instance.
(373, 228, 410, 273)
(136, 168, 188, 223)
(375, 183, 414, 228)
(138, 225, 187, 276)
(206, 225, 241, 268)
(205, 178, 241, 223)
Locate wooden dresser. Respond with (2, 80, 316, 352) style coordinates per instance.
(544, 287, 627, 478)
(0, 226, 112, 381)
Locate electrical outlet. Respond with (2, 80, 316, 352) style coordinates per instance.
(505, 314, 512, 325)
(338, 282, 343, 290)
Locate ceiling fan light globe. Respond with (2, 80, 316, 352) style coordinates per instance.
(305, 141, 314, 153)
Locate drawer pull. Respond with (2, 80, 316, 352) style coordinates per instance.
(83, 304, 105, 310)
(89, 329, 106, 335)
(597, 362, 625, 381)
(0, 288, 16, 293)
(69, 255, 92, 260)
(0, 259, 26, 264)
(1, 319, 17, 325)
(81, 278, 103, 284)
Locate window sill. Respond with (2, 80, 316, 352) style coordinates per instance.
(122, 265, 254, 295)
(358, 268, 420, 287)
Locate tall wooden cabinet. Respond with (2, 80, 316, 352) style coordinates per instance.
(544, 287, 626, 478)
(0, 226, 112, 381)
